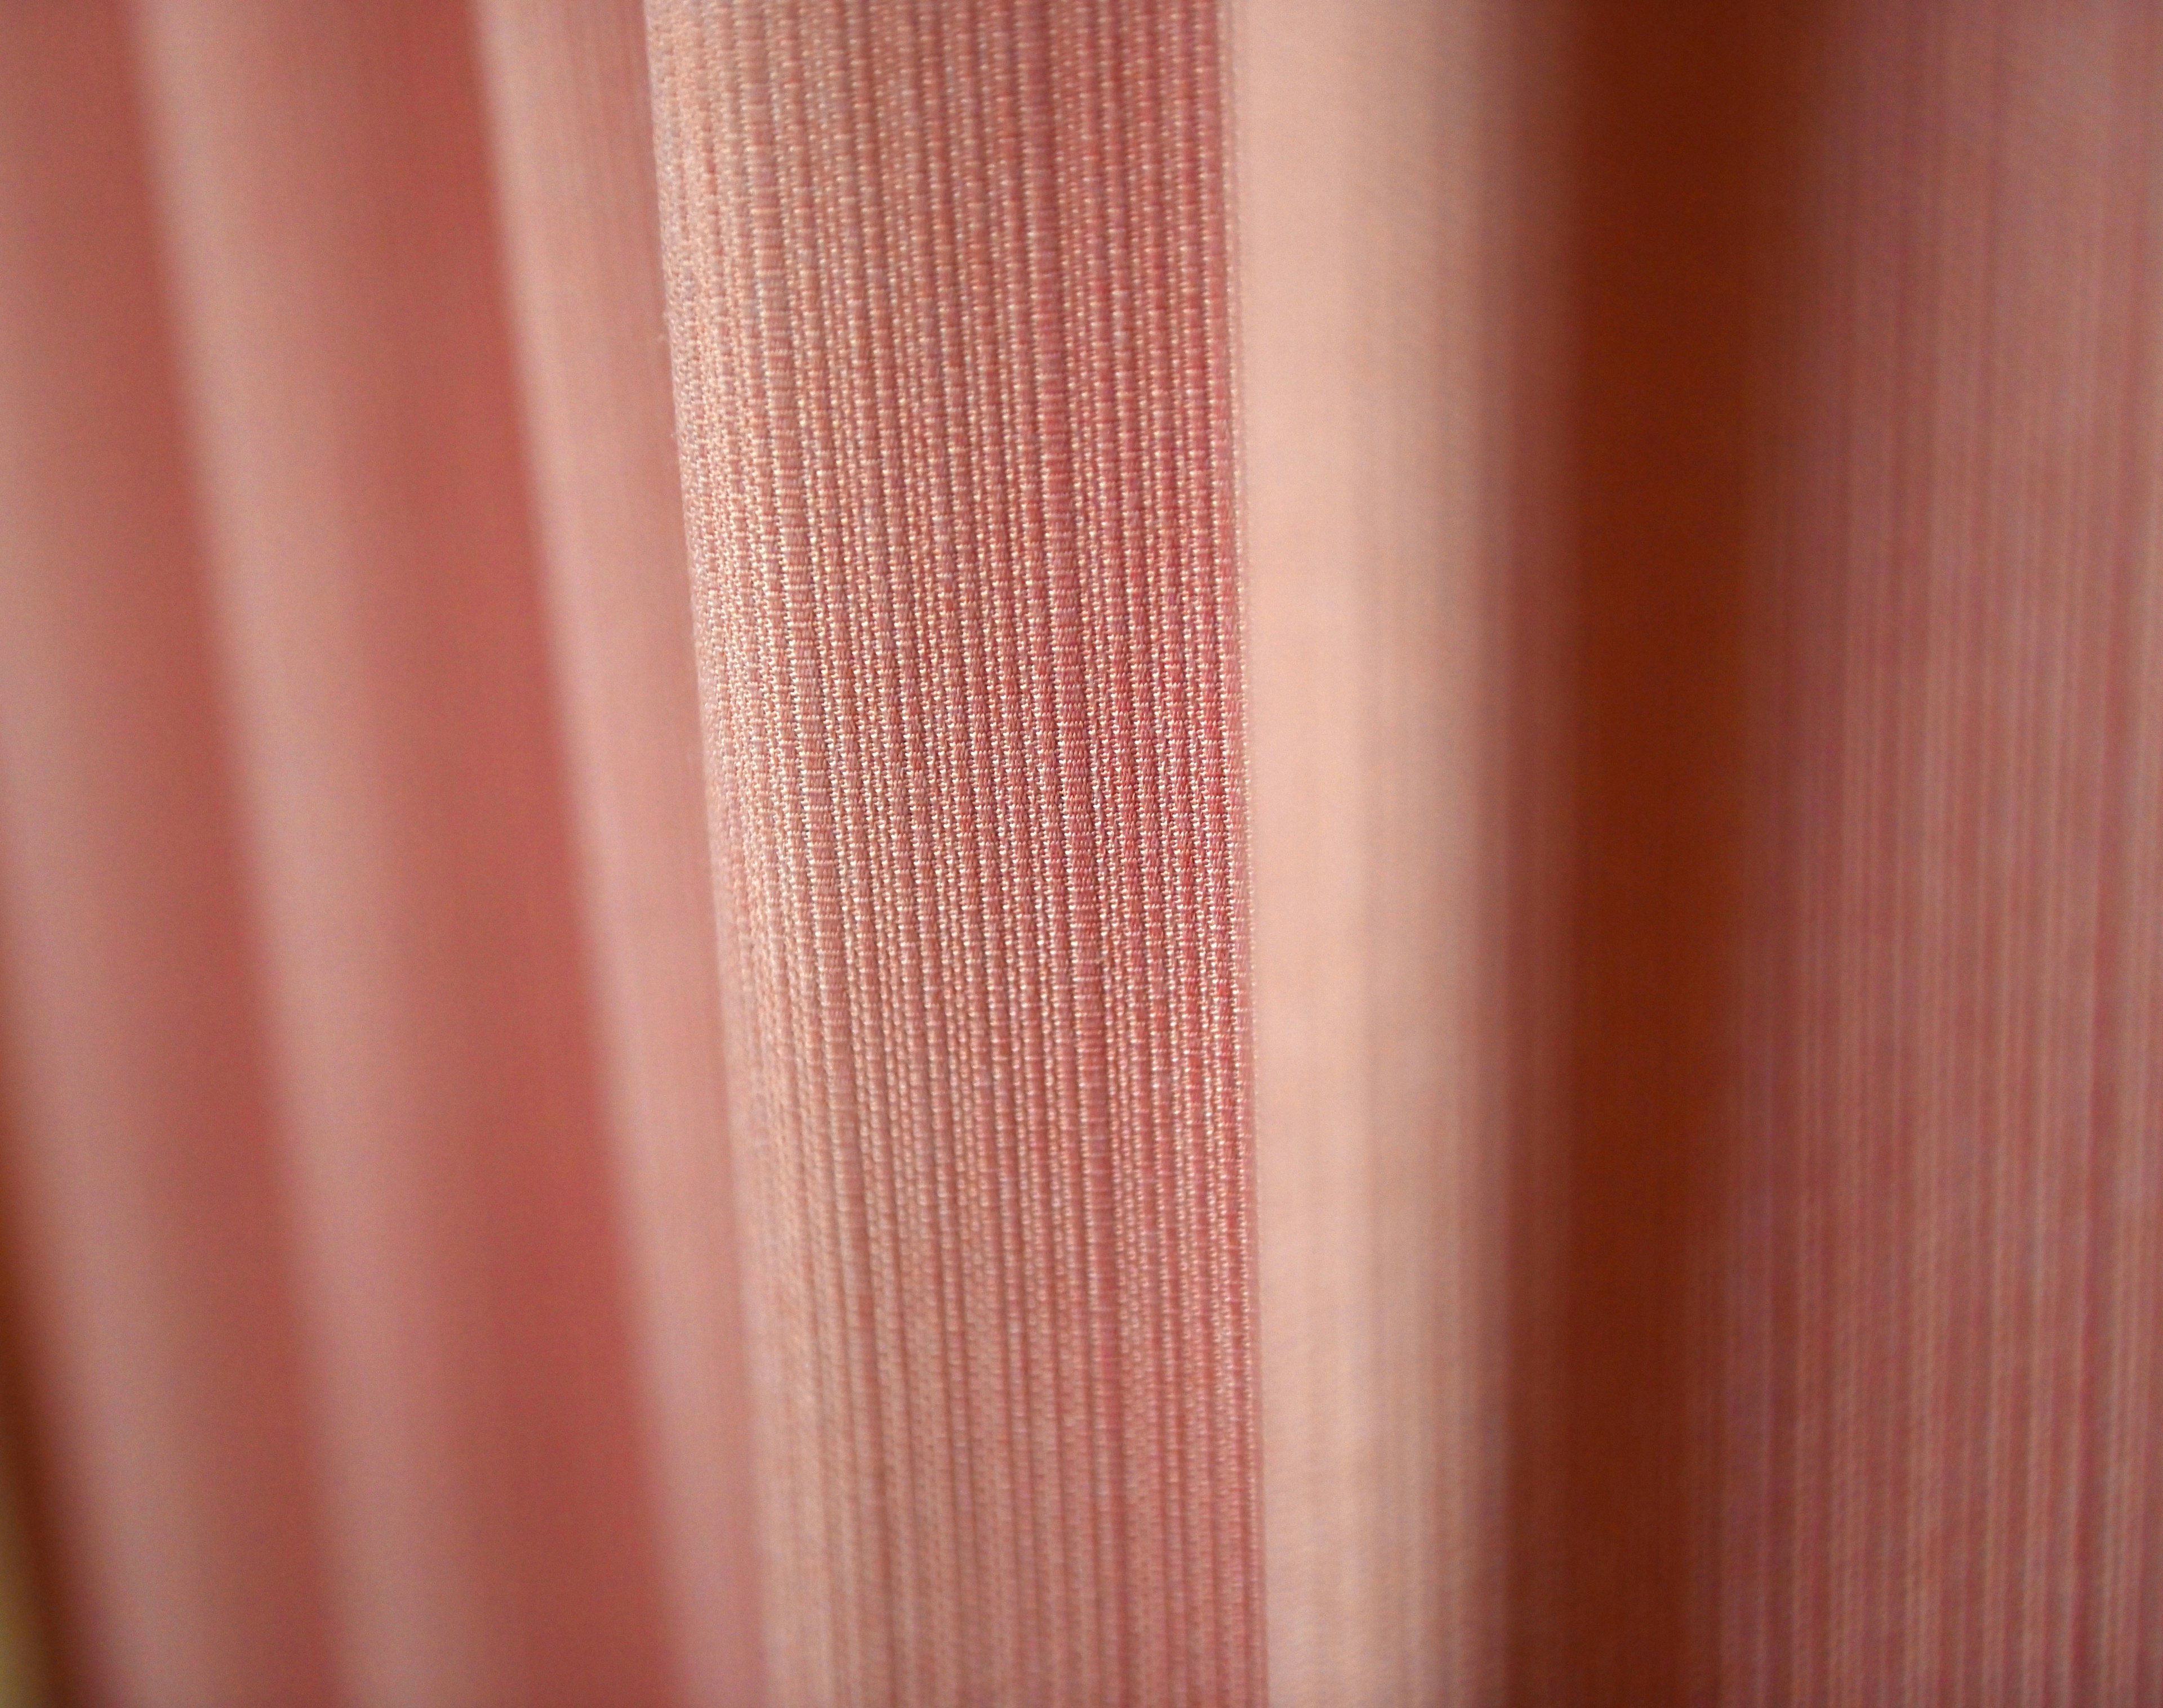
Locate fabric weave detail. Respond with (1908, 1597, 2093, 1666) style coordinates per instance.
(647, 4, 1263, 1702)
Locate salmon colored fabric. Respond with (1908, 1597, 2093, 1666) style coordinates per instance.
(644, 4, 1262, 1701)
(1, 2, 2159, 1706)
(0, 8, 336, 1700)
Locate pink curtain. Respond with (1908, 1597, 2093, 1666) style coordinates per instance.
(1, 2, 2156, 1704)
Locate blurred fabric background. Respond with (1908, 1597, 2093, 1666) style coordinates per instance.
(1, 1, 2157, 1704)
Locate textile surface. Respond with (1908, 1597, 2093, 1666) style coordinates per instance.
(0, 2, 2156, 1705)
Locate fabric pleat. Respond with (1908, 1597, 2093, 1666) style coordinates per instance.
(1719, 4, 2163, 1697)
(1238, 1, 2163, 1701)
(470, 3, 764, 1700)
(644, 3, 1262, 1703)
(1238, 0, 1503, 1701)
(0, 7, 338, 1701)
(70, 2, 675, 1700)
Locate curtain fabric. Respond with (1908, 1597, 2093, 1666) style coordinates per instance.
(1, 2, 2158, 1705)
(644, 4, 1259, 1702)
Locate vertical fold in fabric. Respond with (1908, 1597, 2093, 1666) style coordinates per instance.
(0, 7, 335, 1701)
(471, 3, 763, 1701)
(124, 3, 673, 1700)
(645, 3, 1264, 1703)
(1236, 0, 1505, 1701)
(1721, 4, 2163, 1697)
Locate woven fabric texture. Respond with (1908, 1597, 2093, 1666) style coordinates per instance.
(647, 3, 1262, 1703)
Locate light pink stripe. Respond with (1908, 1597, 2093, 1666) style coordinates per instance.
(471, 3, 764, 1701)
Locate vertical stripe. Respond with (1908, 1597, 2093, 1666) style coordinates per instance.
(473, 3, 764, 1701)
(1237, 0, 1504, 1700)
(647, 3, 1262, 1702)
